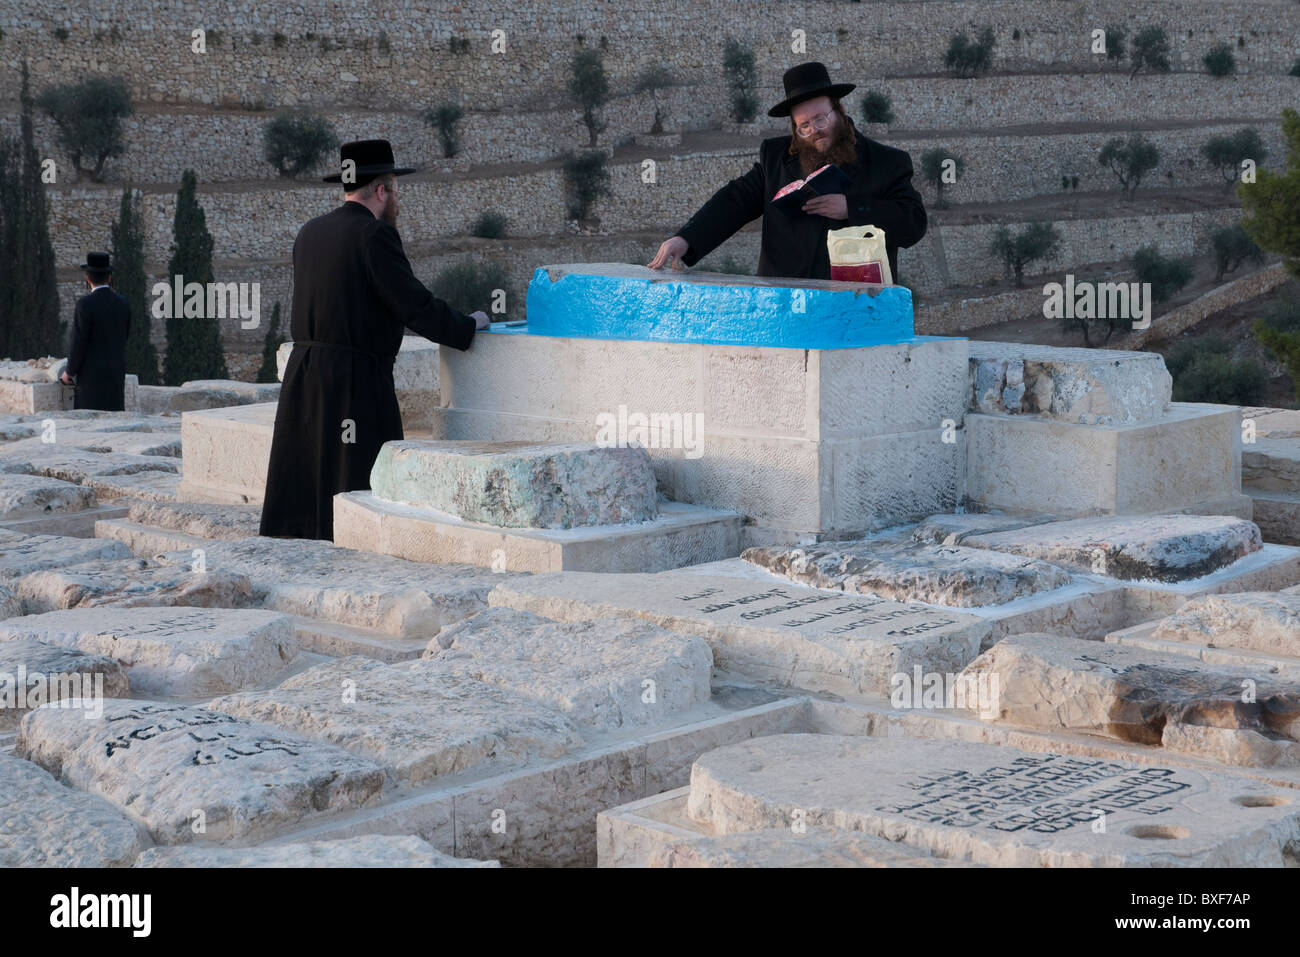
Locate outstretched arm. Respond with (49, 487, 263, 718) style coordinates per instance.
(674, 157, 767, 267)
(364, 220, 477, 351)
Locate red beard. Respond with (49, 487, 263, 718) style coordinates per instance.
(792, 118, 858, 177)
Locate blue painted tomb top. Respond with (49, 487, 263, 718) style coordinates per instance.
(516, 263, 915, 349)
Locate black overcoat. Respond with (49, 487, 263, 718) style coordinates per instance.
(259, 200, 476, 540)
(675, 125, 927, 281)
(66, 286, 131, 411)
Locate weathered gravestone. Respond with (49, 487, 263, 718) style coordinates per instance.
(135, 835, 498, 868)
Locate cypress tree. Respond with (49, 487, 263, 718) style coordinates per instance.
(162, 168, 227, 384)
(0, 137, 19, 358)
(111, 187, 160, 384)
(255, 301, 286, 383)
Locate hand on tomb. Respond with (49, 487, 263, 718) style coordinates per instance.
(470, 310, 490, 330)
(802, 193, 848, 220)
(648, 236, 689, 270)
(60, 372, 74, 385)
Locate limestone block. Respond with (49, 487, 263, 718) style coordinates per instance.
(424, 607, 713, 729)
(646, 828, 964, 868)
(85, 471, 182, 502)
(370, 440, 658, 529)
(125, 500, 262, 540)
(0, 606, 297, 696)
(487, 570, 991, 696)
(686, 734, 1300, 866)
(209, 656, 583, 784)
(0, 637, 130, 729)
(135, 835, 497, 868)
(0, 534, 130, 580)
(14, 557, 253, 613)
(1242, 439, 1300, 492)
(177, 402, 276, 504)
(962, 513, 1261, 582)
(525, 263, 915, 348)
(18, 701, 386, 844)
(0, 753, 145, 867)
(828, 430, 962, 533)
(38, 430, 181, 457)
(0, 446, 179, 484)
(1150, 592, 1300, 657)
(911, 512, 1060, 545)
(962, 632, 1300, 758)
(0, 474, 95, 517)
(742, 540, 1072, 607)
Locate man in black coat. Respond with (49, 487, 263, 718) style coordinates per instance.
(259, 139, 489, 541)
(61, 251, 131, 411)
(649, 62, 927, 281)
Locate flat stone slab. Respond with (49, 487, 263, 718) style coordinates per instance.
(963, 632, 1300, 764)
(124, 500, 262, 540)
(85, 471, 182, 502)
(371, 440, 658, 529)
(19, 701, 386, 843)
(686, 734, 1300, 866)
(0, 446, 179, 483)
(35, 430, 182, 458)
(0, 607, 297, 696)
(963, 514, 1262, 583)
(14, 557, 253, 613)
(1150, 592, 1300, 658)
(911, 512, 1060, 545)
(645, 827, 962, 868)
(150, 537, 509, 636)
(488, 571, 991, 696)
(1242, 439, 1300, 491)
(967, 341, 1171, 425)
(0, 473, 95, 516)
(135, 835, 497, 868)
(424, 607, 713, 730)
(0, 637, 129, 729)
(741, 540, 1072, 607)
(0, 534, 130, 580)
(522, 263, 915, 348)
(0, 752, 145, 866)
(208, 656, 582, 785)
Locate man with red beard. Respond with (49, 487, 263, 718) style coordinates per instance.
(649, 62, 926, 281)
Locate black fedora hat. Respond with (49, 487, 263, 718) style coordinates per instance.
(322, 138, 416, 184)
(82, 251, 111, 271)
(768, 61, 856, 117)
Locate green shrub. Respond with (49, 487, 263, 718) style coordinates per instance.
(1168, 336, 1267, 404)
(424, 103, 463, 158)
(261, 112, 338, 179)
(1203, 42, 1237, 77)
(1290, 58, 1300, 77)
(636, 66, 674, 134)
(1209, 225, 1264, 281)
(1103, 24, 1127, 65)
(1201, 127, 1268, 190)
(431, 260, 511, 317)
(471, 212, 507, 239)
(1132, 244, 1193, 303)
(990, 221, 1061, 287)
(919, 148, 966, 208)
(1098, 133, 1160, 199)
(723, 39, 758, 123)
(569, 49, 610, 147)
(36, 76, 134, 182)
(859, 91, 894, 125)
(1257, 291, 1300, 334)
(944, 28, 996, 78)
(1130, 27, 1171, 76)
(562, 151, 612, 220)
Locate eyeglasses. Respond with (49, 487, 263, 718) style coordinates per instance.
(794, 112, 834, 138)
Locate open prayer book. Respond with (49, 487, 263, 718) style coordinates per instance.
(771, 164, 853, 211)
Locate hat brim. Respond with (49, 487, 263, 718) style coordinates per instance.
(322, 165, 417, 183)
(768, 82, 857, 117)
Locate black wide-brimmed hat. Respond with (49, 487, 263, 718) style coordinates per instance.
(768, 61, 856, 117)
(322, 139, 416, 184)
(82, 251, 111, 271)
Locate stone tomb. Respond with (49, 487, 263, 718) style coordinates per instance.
(136, 835, 498, 868)
(487, 569, 990, 696)
(0, 606, 297, 696)
(18, 701, 386, 844)
(334, 440, 744, 573)
(0, 637, 129, 729)
(601, 734, 1300, 867)
(14, 556, 253, 613)
(176, 402, 276, 504)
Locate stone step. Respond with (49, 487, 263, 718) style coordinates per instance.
(1, 502, 129, 538)
(135, 835, 497, 868)
(288, 616, 429, 663)
(1143, 591, 1300, 659)
(1243, 439, 1300, 491)
(1105, 624, 1300, 678)
(95, 518, 211, 557)
(1247, 489, 1300, 546)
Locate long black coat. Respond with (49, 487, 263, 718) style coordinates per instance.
(66, 286, 131, 411)
(676, 125, 927, 281)
(259, 200, 477, 541)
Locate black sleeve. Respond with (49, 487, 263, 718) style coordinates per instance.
(844, 151, 928, 249)
(675, 153, 767, 267)
(363, 220, 477, 351)
(66, 299, 89, 376)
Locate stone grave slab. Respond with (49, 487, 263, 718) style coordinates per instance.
(333, 491, 742, 574)
(962, 514, 1262, 582)
(0, 534, 130, 580)
(176, 402, 275, 504)
(741, 540, 1072, 607)
(371, 440, 658, 529)
(910, 511, 1061, 545)
(963, 632, 1300, 763)
(0, 637, 129, 729)
(424, 607, 713, 730)
(149, 537, 509, 636)
(84, 471, 182, 502)
(19, 701, 386, 843)
(0, 606, 297, 696)
(124, 500, 262, 540)
(488, 570, 991, 696)
(14, 557, 253, 613)
(644, 826, 966, 868)
(686, 734, 1300, 866)
(208, 656, 583, 785)
(1150, 592, 1300, 658)
(30, 430, 182, 458)
(0, 473, 95, 517)
(0, 446, 179, 484)
(135, 835, 497, 868)
(0, 752, 145, 867)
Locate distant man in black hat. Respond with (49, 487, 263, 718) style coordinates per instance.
(649, 61, 927, 281)
(60, 251, 131, 411)
(259, 139, 490, 541)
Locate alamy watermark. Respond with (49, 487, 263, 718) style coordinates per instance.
(1042, 274, 1151, 330)
(152, 274, 261, 329)
(0, 666, 105, 720)
(890, 665, 1000, 718)
(595, 404, 704, 458)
